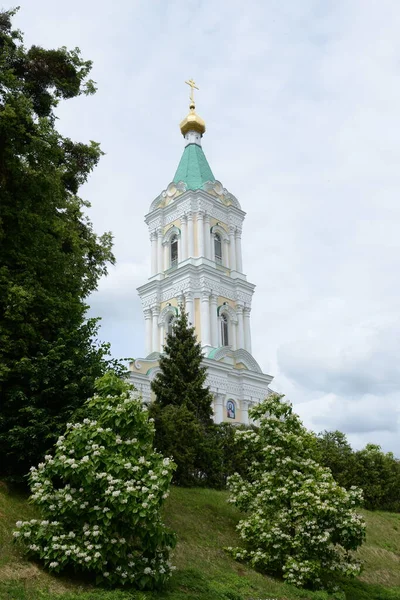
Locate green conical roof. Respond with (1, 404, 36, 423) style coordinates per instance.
(173, 143, 215, 191)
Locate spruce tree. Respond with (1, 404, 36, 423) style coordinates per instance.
(150, 308, 214, 485)
(151, 308, 213, 426)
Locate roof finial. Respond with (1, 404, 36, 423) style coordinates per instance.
(180, 78, 206, 137)
(185, 78, 199, 110)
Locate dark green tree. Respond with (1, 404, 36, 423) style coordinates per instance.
(315, 431, 400, 512)
(315, 430, 356, 490)
(0, 9, 116, 481)
(151, 308, 213, 426)
(352, 444, 400, 512)
(150, 308, 214, 485)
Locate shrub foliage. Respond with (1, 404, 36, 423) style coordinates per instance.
(14, 373, 176, 589)
(227, 394, 366, 590)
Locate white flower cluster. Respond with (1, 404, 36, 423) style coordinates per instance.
(226, 393, 366, 591)
(13, 376, 177, 588)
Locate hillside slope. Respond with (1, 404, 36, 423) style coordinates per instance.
(1, 484, 400, 600)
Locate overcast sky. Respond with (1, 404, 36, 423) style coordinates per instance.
(14, 0, 400, 455)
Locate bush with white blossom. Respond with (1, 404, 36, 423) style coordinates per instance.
(226, 394, 366, 590)
(13, 372, 176, 589)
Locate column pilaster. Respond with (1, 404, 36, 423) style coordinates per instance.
(222, 238, 229, 268)
(144, 308, 152, 355)
(241, 400, 249, 425)
(243, 306, 252, 353)
(214, 394, 224, 424)
(210, 294, 218, 347)
(159, 322, 165, 351)
(197, 211, 205, 257)
(204, 213, 211, 258)
(236, 304, 244, 349)
(201, 291, 211, 347)
(152, 307, 160, 353)
(235, 228, 243, 272)
(197, 211, 205, 256)
(150, 231, 157, 275)
(229, 226, 236, 271)
(157, 229, 163, 273)
(163, 240, 169, 270)
(185, 291, 194, 326)
(187, 213, 194, 258)
(181, 215, 187, 261)
(231, 318, 237, 350)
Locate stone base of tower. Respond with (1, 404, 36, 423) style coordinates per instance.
(128, 346, 273, 425)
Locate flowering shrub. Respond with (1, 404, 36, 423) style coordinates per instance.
(13, 372, 176, 589)
(226, 394, 366, 590)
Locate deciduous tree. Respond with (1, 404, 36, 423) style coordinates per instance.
(0, 9, 115, 480)
(227, 394, 365, 591)
(14, 373, 176, 589)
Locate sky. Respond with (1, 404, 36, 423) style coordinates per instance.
(13, 0, 400, 455)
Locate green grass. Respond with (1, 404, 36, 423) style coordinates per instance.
(1, 483, 400, 600)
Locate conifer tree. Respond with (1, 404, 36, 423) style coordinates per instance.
(150, 308, 214, 485)
(151, 308, 213, 426)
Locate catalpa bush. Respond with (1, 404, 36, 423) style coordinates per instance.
(227, 394, 365, 590)
(14, 373, 176, 589)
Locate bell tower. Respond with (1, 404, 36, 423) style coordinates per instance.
(129, 81, 273, 423)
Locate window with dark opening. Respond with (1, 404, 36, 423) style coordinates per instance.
(214, 233, 222, 264)
(167, 315, 174, 336)
(170, 235, 178, 267)
(221, 313, 229, 346)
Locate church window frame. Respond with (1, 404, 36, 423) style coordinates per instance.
(217, 303, 238, 349)
(158, 305, 179, 348)
(210, 224, 229, 266)
(167, 314, 175, 337)
(214, 233, 222, 265)
(162, 226, 181, 271)
(221, 313, 229, 347)
(170, 234, 178, 268)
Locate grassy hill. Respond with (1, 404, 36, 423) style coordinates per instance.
(1, 484, 400, 600)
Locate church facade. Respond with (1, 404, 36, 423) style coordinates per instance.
(129, 82, 273, 424)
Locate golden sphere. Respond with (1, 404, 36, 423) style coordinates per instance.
(179, 106, 206, 136)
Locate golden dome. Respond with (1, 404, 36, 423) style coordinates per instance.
(180, 101, 206, 136)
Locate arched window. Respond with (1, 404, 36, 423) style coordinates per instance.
(214, 233, 222, 264)
(170, 235, 178, 268)
(227, 400, 235, 419)
(167, 315, 174, 336)
(221, 313, 229, 346)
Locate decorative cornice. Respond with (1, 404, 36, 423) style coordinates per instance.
(145, 189, 246, 231)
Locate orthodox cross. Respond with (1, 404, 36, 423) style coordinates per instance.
(185, 78, 199, 105)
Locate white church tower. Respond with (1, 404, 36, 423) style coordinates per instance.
(129, 80, 273, 424)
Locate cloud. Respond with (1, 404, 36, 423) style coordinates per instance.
(277, 316, 400, 396)
(13, 0, 400, 454)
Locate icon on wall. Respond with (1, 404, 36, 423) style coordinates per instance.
(227, 400, 236, 419)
